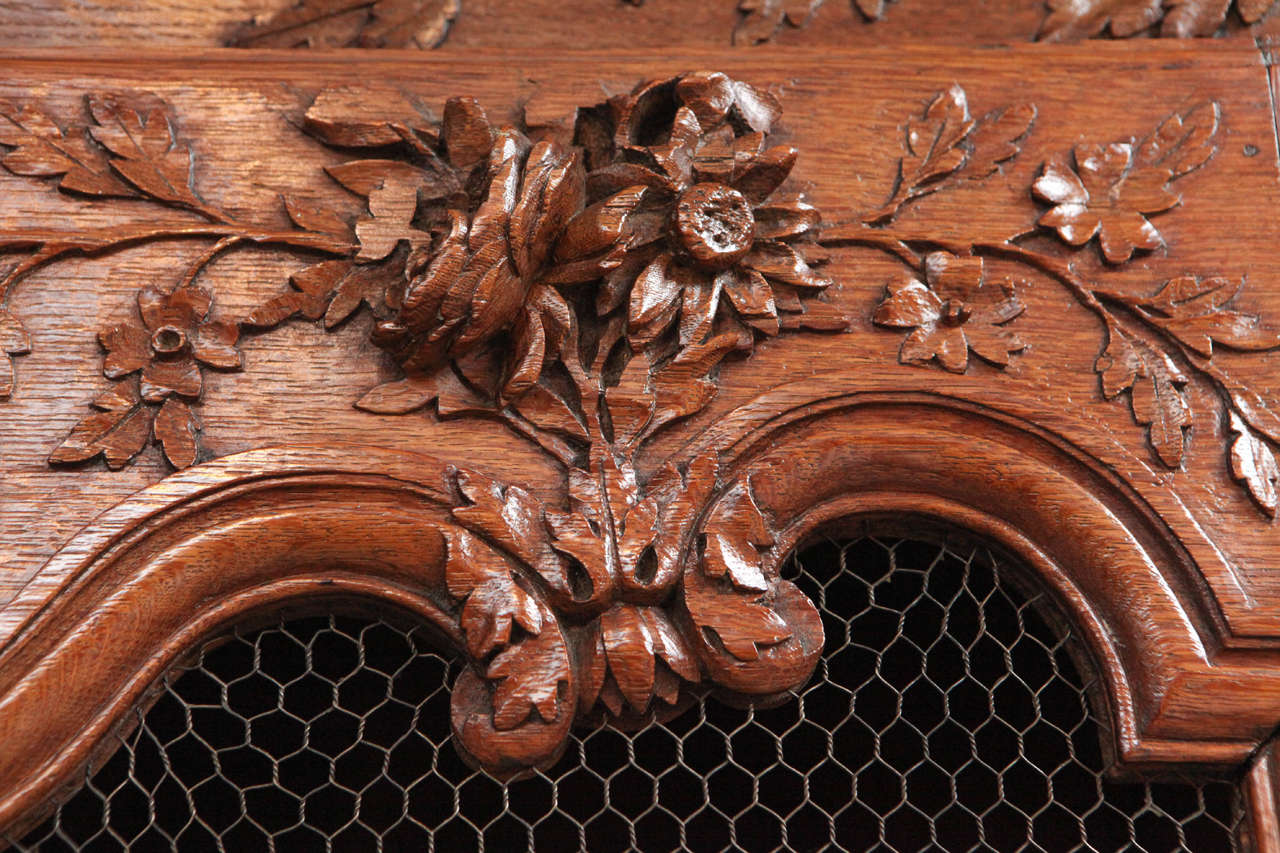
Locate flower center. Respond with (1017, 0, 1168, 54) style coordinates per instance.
(150, 325, 188, 356)
(940, 300, 971, 327)
(674, 183, 754, 270)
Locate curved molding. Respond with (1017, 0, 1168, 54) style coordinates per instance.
(5, 382, 1280, 833)
(691, 382, 1280, 768)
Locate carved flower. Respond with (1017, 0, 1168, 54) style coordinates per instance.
(369, 110, 587, 402)
(874, 252, 1025, 372)
(98, 285, 242, 401)
(559, 72, 843, 351)
(1033, 143, 1178, 264)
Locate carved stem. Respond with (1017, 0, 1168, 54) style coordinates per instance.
(0, 224, 355, 303)
(175, 235, 245, 291)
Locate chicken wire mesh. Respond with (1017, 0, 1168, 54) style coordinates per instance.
(13, 531, 1245, 852)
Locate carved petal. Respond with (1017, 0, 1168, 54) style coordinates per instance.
(99, 322, 151, 378)
(140, 356, 202, 402)
(874, 280, 941, 328)
(192, 321, 242, 369)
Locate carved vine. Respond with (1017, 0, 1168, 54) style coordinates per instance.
(821, 85, 1280, 517)
(1, 71, 1277, 772)
(0, 73, 836, 773)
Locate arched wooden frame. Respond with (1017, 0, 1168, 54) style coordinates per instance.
(0, 382, 1272, 838)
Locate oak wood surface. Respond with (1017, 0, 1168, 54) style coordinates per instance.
(2, 0, 1280, 48)
(2, 41, 1280, 835)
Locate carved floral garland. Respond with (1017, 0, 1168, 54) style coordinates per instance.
(0, 72, 1276, 773)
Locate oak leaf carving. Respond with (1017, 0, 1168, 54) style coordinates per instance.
(1033, 104, 1217, 263)
(1140, 276, 1280, 357)
(868, 86, 1035, 223)
(1095, 330, 1191, 467)
(87, 94, 206, 212)
(1040, 0, 1276, 38)
(1229, 412, 1279, 517)
(733, 0, 824, 45)
(0, 101, 135, 197)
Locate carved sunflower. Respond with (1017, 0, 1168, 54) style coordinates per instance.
(558, 72, 843, 351)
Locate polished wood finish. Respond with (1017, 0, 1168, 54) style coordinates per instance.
(1, 38, 1280, 842)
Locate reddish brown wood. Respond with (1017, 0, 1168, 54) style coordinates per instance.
(0, 42, 1279, 842)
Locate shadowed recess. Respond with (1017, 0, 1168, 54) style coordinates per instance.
(11, 534, 1243, 852)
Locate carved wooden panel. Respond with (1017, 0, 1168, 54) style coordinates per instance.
(2, 41, 1280, 842)
(3, 0, 1280, 49)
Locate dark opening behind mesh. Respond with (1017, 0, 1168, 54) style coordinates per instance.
(13, 534, 1244, 851)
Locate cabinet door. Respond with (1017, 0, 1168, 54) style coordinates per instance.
(0, 9, 1279, 850)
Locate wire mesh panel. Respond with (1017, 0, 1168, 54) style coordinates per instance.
(13, 533, 1244, 852)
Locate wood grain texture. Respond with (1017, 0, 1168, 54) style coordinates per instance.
(2, 42, 1280, 836)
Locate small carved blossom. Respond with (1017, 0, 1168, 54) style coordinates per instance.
(99, 285, 242, 402)
(874, 252, 1025, 373)
(51, 285, 241, 470)
(1033, 143, 1178, 264)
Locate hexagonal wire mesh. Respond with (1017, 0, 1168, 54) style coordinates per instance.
(11, 529, 1245, 852)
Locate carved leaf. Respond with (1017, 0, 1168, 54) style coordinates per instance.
(49, 381, 155, 470)
(643, 332, 740, 441)
(443, 528, 547, 664)
(87, 94, 204, 210)
(303, 88, 434, 148)
(1229, 412, 1279, 517)
(326, 159, 449, 200)
(868, 86, 1033, 222)
(355, 180, 430, 261)
(954, 103, 1037, 181)
(355, 366, 486, 415)
(1240, 0, 1280, 21)
(485, 603, 571, 730)
(452, 469, 571, 599)
(1141, 276, 1280, 358)
(284, 195, 349, 237)
(597, 604, 699, 712)
(229, 0, 459, 48)
(684, 568, 793, 662)
(733, 0, 824, 45)
(1163, 0, 1241, 35)
(245, 260, 353, 328)
(1130, 347, 1191, 467)
(1039, 0, 1164, 40)
(0, 101, 135, 197)
(324, 261, 401, 327)
(153, 397, 200, 469)
(0, 309, 31, 399)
